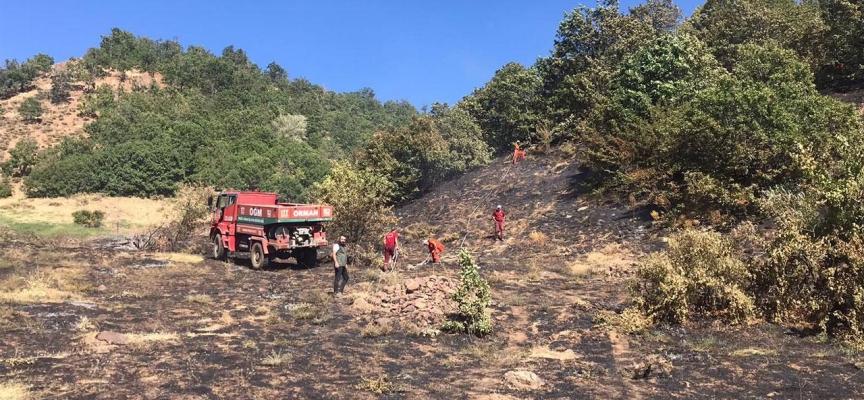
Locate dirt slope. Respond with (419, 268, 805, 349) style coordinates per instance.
(0, 64, 162, 160)
(0, 150, 862, 399)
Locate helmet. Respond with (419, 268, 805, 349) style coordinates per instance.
(497, 205, 502, 209)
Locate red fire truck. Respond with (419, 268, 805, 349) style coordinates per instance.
(208, 190, 333, 269)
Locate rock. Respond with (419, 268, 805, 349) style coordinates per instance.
(414, 299, 428, 310)
(375, 317, 392, 326)
(577, 206, 589, 212)
(97, 285, 107, 292)
(504, 370, 544, 390)
(403, 305, 416, 313)
(405, 279, 421, 293)
(96, 331, 128, 345)
(352, 298, 375, 314)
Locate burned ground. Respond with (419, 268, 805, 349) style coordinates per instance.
(1, 151, 862, 399)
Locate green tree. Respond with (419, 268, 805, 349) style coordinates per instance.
(818, 0, 864, 86)
(463, 62, 541, 151)
(309, 162, 397, 243)
(265, 62, 288, 83)
(612, 33, 723, 118)
(26, 53, 54, 74)
(685, 0, 826, 69)
(534, 0, 678, 128)
(50, 71, 72, 104)
(1, 138, 39, 177)
(18, 97, 43, 122)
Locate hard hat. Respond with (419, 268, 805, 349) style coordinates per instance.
(497, 205, 502, 209)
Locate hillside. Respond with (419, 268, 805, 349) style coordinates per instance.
(0, 64, 162, 160)
(1, 151, 861, 399)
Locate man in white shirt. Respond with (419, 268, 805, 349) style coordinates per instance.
(332, 236, 349, 296)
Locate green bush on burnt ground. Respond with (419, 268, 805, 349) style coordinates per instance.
(309, 162, 398, 247)
(747, 178, 864, 340)
(632, 229, 754, 325)
(442, 249, 492, 336)
(636, 176, 864, 339)
(72, 210, 105, 228)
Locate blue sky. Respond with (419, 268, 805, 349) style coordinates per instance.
(0, 1, 702, 108)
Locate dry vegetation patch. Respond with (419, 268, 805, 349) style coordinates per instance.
(460, 341, 525, 367)
(0, 381, 34, 400)
(729, 347, 778, 357)
(0, 269, 85, 304)
(261, 350, 292, 367)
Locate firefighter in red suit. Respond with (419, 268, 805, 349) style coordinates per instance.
(383, 228, 399, 272)
(513, 142, 526, 164)
(424, 238, 445, 264)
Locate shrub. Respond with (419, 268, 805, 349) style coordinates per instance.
(442, 249, 492, 336)
(360, 104, 490, 201)
(632, 230, 754, 324)
(583, 38, 864, 217)
(1, 138, 39, 177)
(131, 184, 212, 252)
(18, 98, 43, 122)
(309, 161, 398, 246)
(72, 210, 105, 228)
(0, 180, 12, 198)
(746, 184, 864, 339)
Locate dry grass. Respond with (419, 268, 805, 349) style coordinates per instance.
(361, 322, 394, 338)
(356, 374, 396, 395)
(0, 269, 84, 304)
(526, 260, 542, 282)
(460, 341, 524, 367)
(689, 337, 719, 353)
(75, 316, 96, 332)
(0, 190, 169, 234)
(402, 222, 438, 241)
(261, 350, 292, 366)
(0, 381, 33, 400)
(528, 230, 548, 247)
(1, 357, 37, 368)
(567, 262, 597, 278)
(729, 347, 778, 357)
(289, 304, 321, 321)
(125, 332, 180, 344)
(440, 232, 461, 243)
(300, 290, 332, 306)
(147, 252, 205, 264)
(573, 297, 592, 311)
(185, 294, 214, 304)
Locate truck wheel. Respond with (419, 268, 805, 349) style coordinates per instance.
(250, 242, 268, 270)
(299, 248, 318, 268)
(212, 233, 226, 261)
